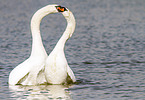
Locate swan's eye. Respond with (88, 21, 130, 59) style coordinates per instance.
(56, 6, 67, 12)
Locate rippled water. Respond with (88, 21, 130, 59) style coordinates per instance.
(1, 0, 145, 99)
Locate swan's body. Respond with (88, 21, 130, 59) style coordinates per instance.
(9, 4, 76, 85)
(45, 9, 76, 84)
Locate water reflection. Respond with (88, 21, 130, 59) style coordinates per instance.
(9, 85, 72, 100)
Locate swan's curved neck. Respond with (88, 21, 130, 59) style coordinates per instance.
(52, 11, 76, 52)
(30, 5, 75, 56)
(30, 5, 57, 57)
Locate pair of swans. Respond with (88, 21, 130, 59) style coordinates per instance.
(9, 4, 76, 85)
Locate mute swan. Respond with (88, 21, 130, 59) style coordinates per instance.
(45, 6, 76, 84)
(9, 4, 76, 85)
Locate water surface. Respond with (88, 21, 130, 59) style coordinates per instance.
(0, 0, 145, 99)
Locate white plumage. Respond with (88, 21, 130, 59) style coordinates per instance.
(9, 4, 76, 85)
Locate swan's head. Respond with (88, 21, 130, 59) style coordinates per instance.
(41, 5, 68, 14)
(55, 6, 68, 12)
(55, 5, 71, 18)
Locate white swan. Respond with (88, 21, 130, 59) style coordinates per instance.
(45, 6, 76, 84)
(9, 4, 76, 85)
